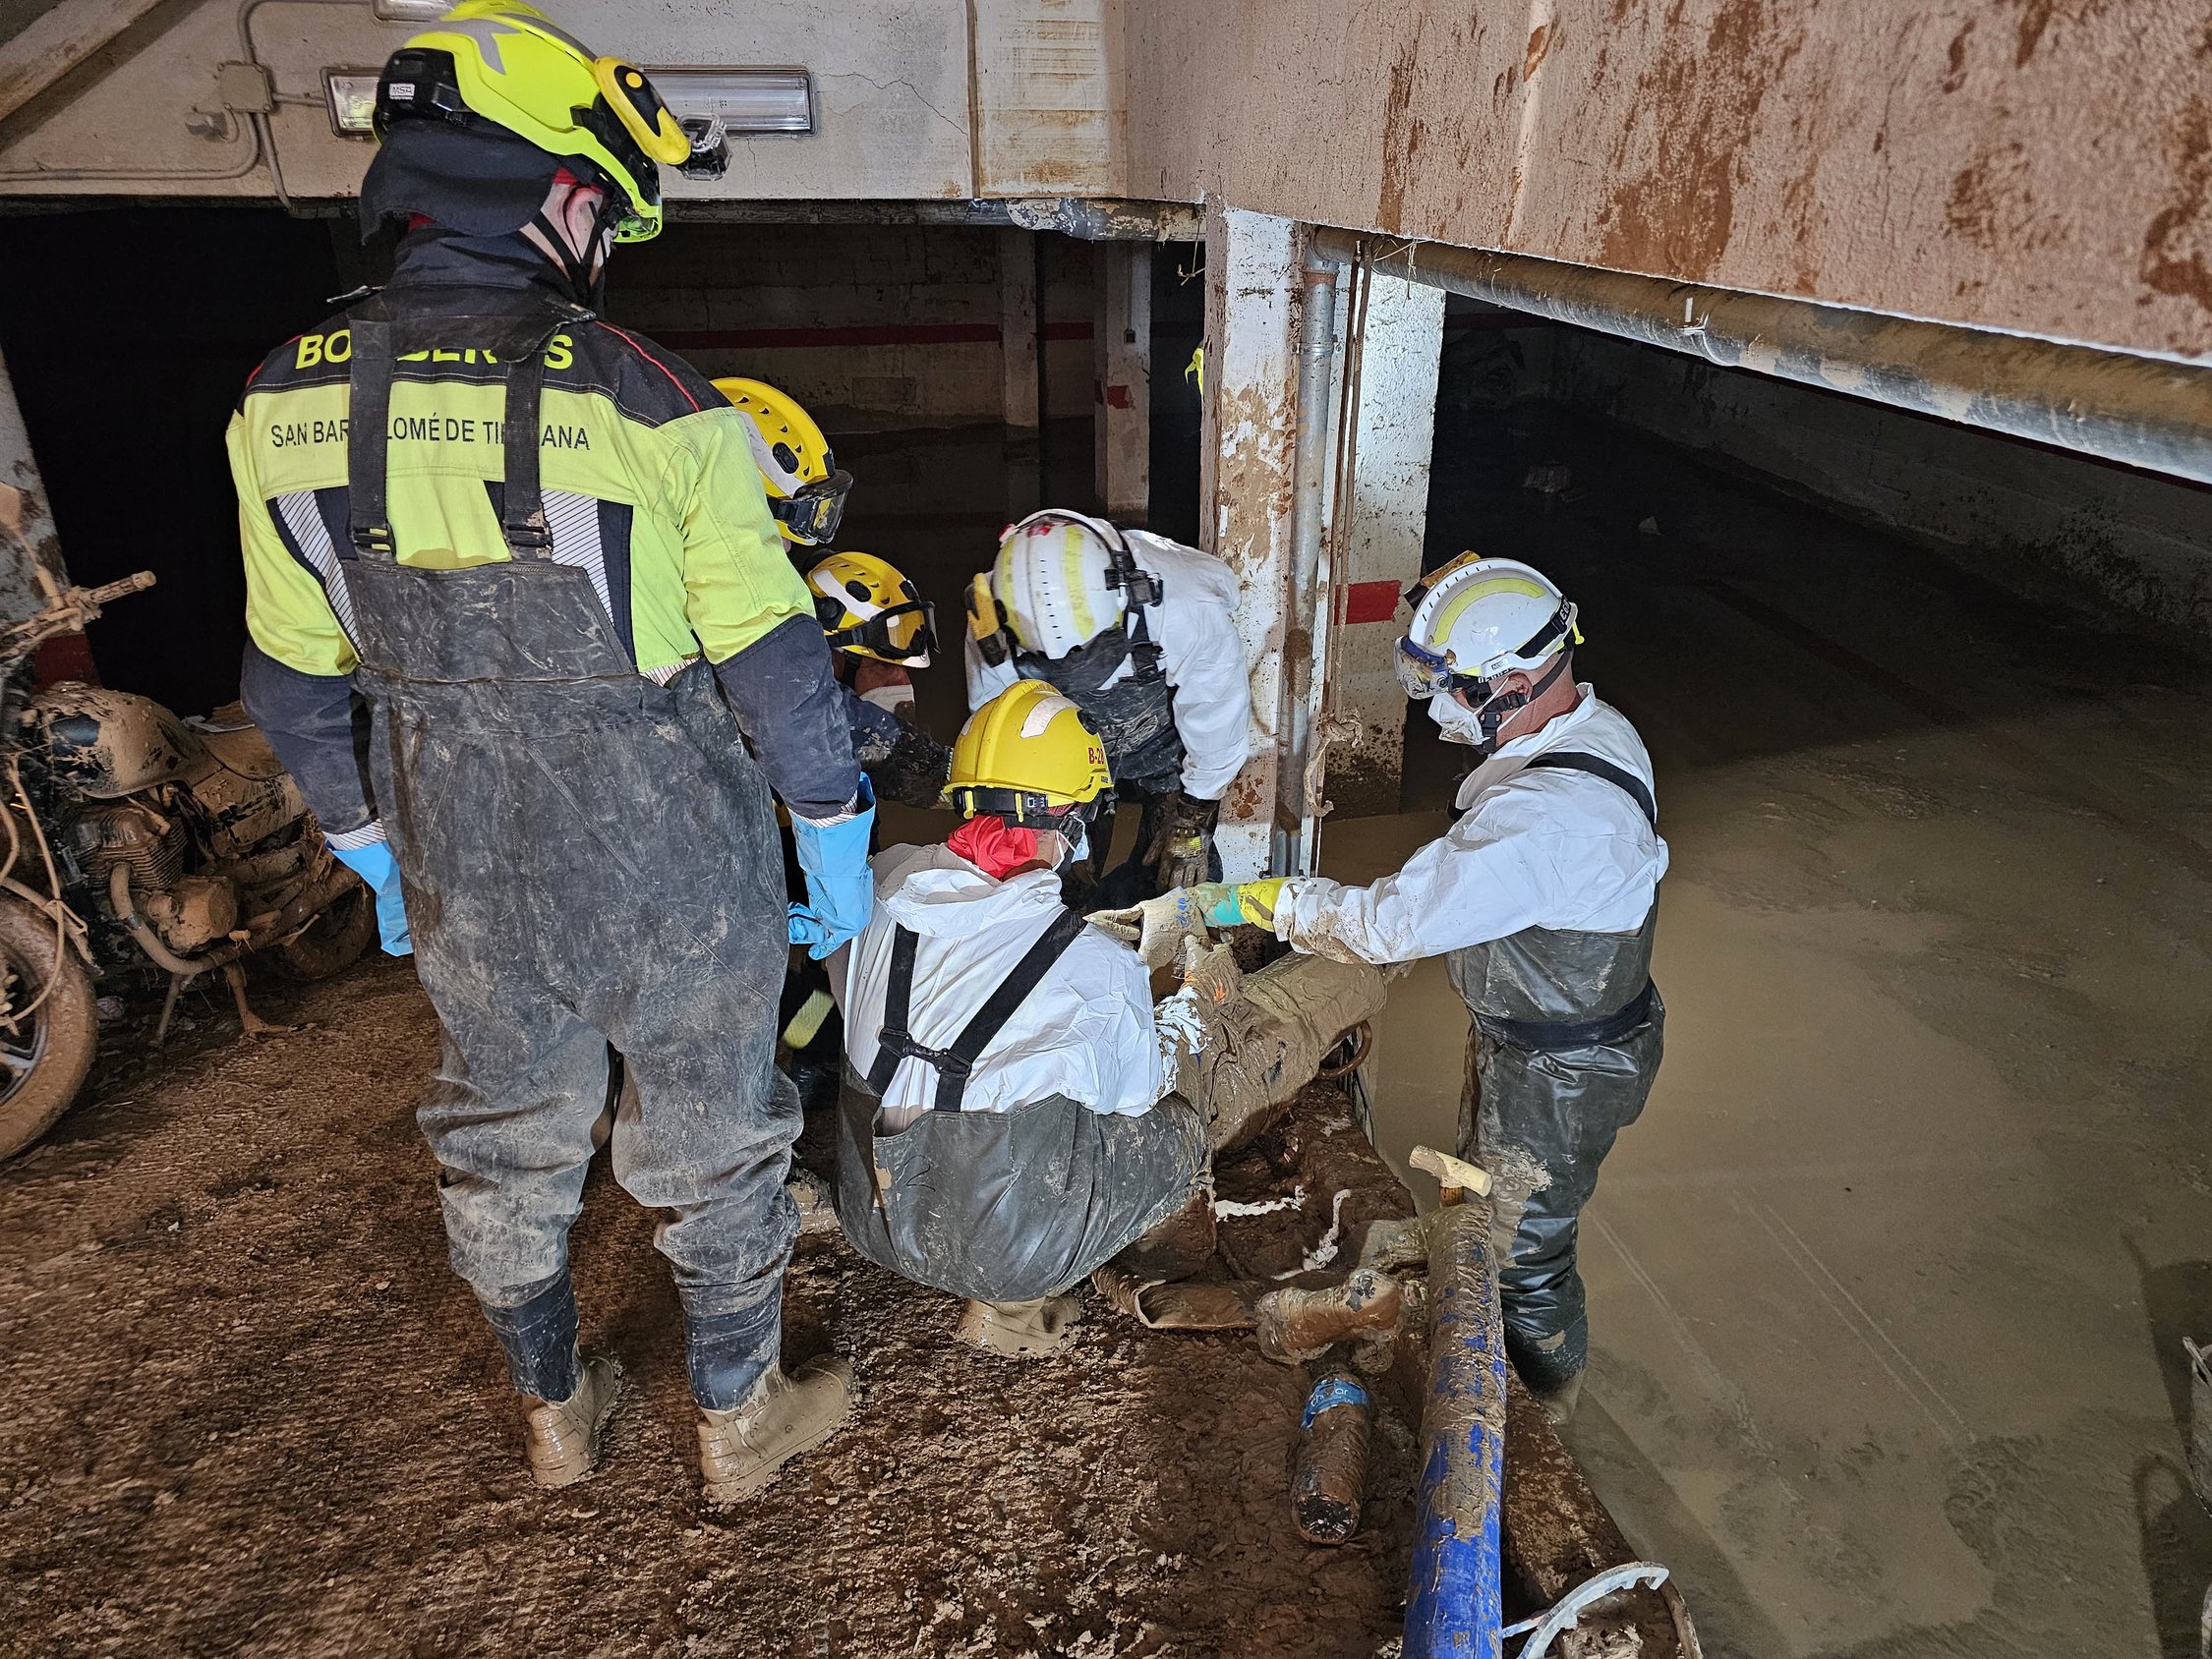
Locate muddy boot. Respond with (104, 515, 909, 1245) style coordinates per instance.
(521, 1354, 623, 1488)
(697, 1355, 855, 1504)
(955, 1295, 1084, 1357)
(1531, 1368, 1585, 1428)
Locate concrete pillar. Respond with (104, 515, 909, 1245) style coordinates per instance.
(998, 226, 1041, 431)
(1093, 241, 1152, 523)
(1199, 205, 1301, 882)
(1324, 272, 1445, 819)
(999, 227, 1042, 519)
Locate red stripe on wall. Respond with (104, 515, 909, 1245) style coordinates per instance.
(1340, 579, 1404, 625)
(654, 318, 1096, 351)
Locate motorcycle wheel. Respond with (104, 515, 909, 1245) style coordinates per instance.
(0, 893, 98, 1162)
(271, 879, 377, 982)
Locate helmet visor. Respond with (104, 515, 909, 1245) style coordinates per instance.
(771, 469, 853, 545)
(827, 600, 938, 665)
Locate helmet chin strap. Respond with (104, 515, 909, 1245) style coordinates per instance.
(1473, 650, 1571, 752)
(530, 190, 620, 309)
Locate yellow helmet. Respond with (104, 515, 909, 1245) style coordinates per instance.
(806, 551, 937, 667)
(946, 682, 1112, 827)
(371, 3, 715, 245)
(713, 377, 853, 545)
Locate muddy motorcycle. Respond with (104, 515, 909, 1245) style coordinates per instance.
(0, 569, 375, 1160)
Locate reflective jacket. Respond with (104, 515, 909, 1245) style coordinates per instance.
(229, 229, 856, 830)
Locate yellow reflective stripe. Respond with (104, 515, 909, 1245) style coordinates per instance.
(1061, 522, 1099, 643)
(1429, 575, 1546, 645)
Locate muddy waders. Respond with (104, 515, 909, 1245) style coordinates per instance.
(341, 296, 804, 1453)
(1447, 753, 1664, 1407)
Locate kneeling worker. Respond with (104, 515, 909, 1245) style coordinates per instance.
(831, 682, 1381, 1350)
(1161, 556, 1665, 1421)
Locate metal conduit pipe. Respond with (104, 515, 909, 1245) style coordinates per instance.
(1280, 249, 1337, 878)
(1310, 228, 2212, 488)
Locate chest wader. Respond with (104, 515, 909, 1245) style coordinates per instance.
(1445, 752, 1665, 1394)
(339, 294, 799, 1412)
(831, 907, 1205, 1303)
(1031, 635, 1215, 907)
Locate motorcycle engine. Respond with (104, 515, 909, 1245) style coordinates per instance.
(141, 875, 240, 954)
(68, 800, 186, 891)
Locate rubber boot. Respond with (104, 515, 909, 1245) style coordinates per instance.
(697, 1355, 855, 1504)
(955, 1295, 1084, 1356)
(521, 1354, 623, 1487)
(1532, 1368, 1585, 1429)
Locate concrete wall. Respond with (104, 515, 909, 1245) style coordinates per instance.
(1122, 0, 2212, 363)
(8, 2, 2210, 368)
(613, 224, 1092, 430)
(1549, 328, 2212, 643)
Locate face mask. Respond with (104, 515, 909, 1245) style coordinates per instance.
(1428, 693, 1489, 749)
(859, 682, 914, 715)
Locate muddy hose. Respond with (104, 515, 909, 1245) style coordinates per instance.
(1403, 1150, 1506, 1658)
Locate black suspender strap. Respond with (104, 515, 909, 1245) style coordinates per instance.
(496, 339, 553, 557)
(344, 301, 568, 563)
(345, 311, 397, 561)
(866, 908, 1091, 1113)
(1520, 752, 1658, 829)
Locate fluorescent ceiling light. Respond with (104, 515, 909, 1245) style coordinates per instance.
(323, 70, 379, 138)
(370, 0, 448, 20)
(649, 67, 812, 137)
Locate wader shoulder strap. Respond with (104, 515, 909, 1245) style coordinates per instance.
(1521, 751, 1657, 830)
(343, 303, 565, 563)
(866, 908, 1090, 1113)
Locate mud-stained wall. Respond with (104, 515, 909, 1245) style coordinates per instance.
(1121, 0, 2212, 363)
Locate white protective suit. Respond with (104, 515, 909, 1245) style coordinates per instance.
(1276, 686, 1667, 964)
(837, 843, 1162, 1118)
(963, 531, 1252, 802)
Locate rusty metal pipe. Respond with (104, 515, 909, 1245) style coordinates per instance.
(1279, 248, 1337, 877)
(1310, 228, 2212, 487)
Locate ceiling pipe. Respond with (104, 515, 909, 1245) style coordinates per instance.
(1310, 228, 2212, 488)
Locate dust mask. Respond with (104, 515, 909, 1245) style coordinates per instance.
(1428, 694, 1488, 749)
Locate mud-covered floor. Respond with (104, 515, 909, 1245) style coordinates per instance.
(0, 959, 1416, 1656)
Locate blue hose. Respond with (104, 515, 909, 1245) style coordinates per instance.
(1403, 1195, 1508, 1657)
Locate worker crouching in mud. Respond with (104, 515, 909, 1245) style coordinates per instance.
(1135, 556, 1666, 1424)
(232, 4, 866, 1500)
(827, 682, 1384, 1354)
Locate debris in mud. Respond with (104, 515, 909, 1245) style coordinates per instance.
(0, 960, 1418, 1656)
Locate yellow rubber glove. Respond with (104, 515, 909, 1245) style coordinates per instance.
(1192, 878, 1286, 930)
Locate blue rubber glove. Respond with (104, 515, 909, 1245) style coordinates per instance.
(329, 838, 413, 957)
(787, 775, 876, 961)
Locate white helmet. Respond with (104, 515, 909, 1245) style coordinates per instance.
(986, 509, 1161, 658)
(1394, 553, 1579, 699)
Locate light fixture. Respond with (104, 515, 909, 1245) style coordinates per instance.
(648, 67, 813, 137)
(370, 0, 448, 20)
(322, 70, 380, 138)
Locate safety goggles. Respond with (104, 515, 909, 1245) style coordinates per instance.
(1393, 635, 1482, 701)
(820, 599, 939, 664)
(771, 470, 854, 545)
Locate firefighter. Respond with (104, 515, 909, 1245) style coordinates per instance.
(230, 1, 861, 1499)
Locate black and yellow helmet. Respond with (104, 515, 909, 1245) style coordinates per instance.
(369, 2, 707, 244)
